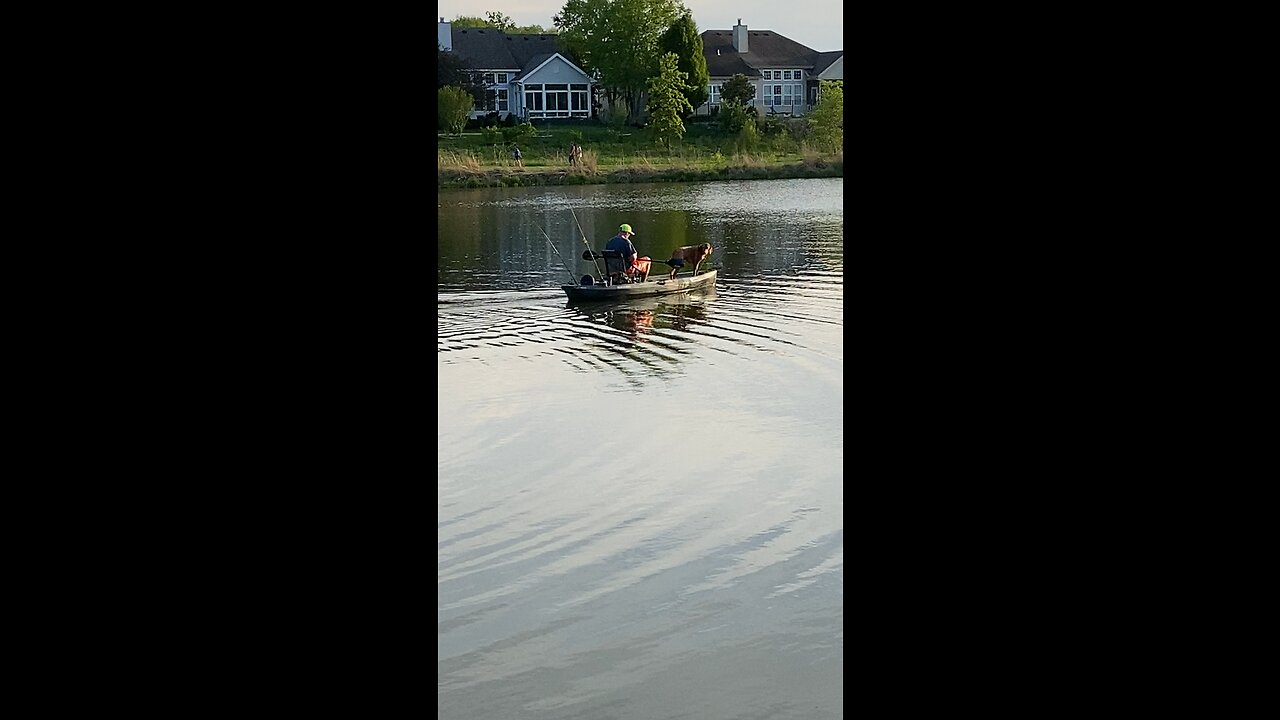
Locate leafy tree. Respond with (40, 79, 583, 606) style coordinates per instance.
(719, 73, 755, 133)
(657, 12, 708, 116)
(485, 11, 514, 30)
(511, 23, 556, 34)
(438, 86, 474, 135)
(807, 80, 843, 153)
(452, 13, 556, 33)
(438, 47, 485, 104)
(554, 0, 687, 124)
(646, 53, 695, 150)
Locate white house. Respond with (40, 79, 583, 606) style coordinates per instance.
(438, 18, 595, 121)
(698, 19, 843, 117)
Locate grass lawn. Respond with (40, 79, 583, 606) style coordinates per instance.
(438, 119, 842, 186)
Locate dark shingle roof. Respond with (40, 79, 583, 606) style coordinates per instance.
(449, 29, 565, 72)
(513, 53, 554, 81)
(701, 29, 841, 77)
(813, 51, 842, 75)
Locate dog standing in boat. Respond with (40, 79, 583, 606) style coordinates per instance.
(667, 243, 713, 279)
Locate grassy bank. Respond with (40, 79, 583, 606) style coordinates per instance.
(438, 120, 842, 189)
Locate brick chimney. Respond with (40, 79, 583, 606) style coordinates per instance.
(733, 18, 747, 53)
(438, 17, 452, 51)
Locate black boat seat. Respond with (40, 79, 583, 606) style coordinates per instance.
(600, 249, 645, 284)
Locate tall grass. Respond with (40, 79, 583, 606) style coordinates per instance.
(438, 150, 482, 171)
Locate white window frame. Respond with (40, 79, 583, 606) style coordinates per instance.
(783, 70, 792, 80)
(497, 72, 508, 83)
(522, 81, 592, 118)
(762, 70, 772, 80)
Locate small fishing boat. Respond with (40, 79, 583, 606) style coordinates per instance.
(562, 269, 716, 301)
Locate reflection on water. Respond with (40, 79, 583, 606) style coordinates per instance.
(439, 179, 842, 720)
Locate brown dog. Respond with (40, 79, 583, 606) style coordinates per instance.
(667, 243, 713, 279)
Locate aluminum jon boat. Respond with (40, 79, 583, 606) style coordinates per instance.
(561, 269, 717, 301)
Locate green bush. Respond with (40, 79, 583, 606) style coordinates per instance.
(507, 122, 536, 142)
(759, 116, 787, 137)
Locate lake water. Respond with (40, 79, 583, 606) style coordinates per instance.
(438, 178, 843, 719)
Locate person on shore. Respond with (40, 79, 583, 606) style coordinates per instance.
(568, 144, 577, 166)
(574, 143, 584, 165)
(512, 145, 523, 167)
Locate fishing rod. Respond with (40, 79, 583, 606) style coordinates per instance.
(533, 222, 580, 285)
(569, 208, 607, 281)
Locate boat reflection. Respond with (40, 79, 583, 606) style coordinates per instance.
(567, 289, 715, 341)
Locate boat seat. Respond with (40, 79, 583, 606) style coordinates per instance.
(600, 249, 639, 284)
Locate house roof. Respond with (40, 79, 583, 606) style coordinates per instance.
(813, 51, 842, 76)
(513, 53, 554, 81)
(701, 29, 842, 78)
(448, 29, 564, 72)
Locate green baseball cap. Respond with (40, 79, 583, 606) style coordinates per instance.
(619, 224, 635, 234)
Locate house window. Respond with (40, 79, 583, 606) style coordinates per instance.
(544, 83, 569, 116)
(497, 89, 508, 111)
(521, 81, 590, 118)
(497, 73, 508, 83)
(782, 84, 793, 106)
(795, 70, 803, 80)
(709, 84, 720, 104)
(483, 73, 495, 85)
(793, 83, 802, 105)
(762, 70, 772, 80)
(783, 70, 792, 80)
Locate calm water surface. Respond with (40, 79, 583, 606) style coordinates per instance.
(438, 178, 843, 720)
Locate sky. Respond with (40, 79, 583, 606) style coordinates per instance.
(436, 0, 844, 53)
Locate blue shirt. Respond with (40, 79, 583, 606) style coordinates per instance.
(604, 234, 636, 257)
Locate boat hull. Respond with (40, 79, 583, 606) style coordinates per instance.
(562, 270, 717, 301)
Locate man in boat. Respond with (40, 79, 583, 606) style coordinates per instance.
(604, 223, 651, 283)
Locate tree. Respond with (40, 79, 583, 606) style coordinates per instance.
(554, 0, 687, 124)
(484, 11, 514, 30)
(438, 47, 485, 104)
(807, 80, 843, 153)
(657, 12, 708, 116)
(719, 73, 755, 133)
(453, 13, 556, 33)
(439, 86, 474, 135)
(646, 53, 695, 150)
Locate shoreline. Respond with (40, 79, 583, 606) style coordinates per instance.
(438, 158, 843, 189)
